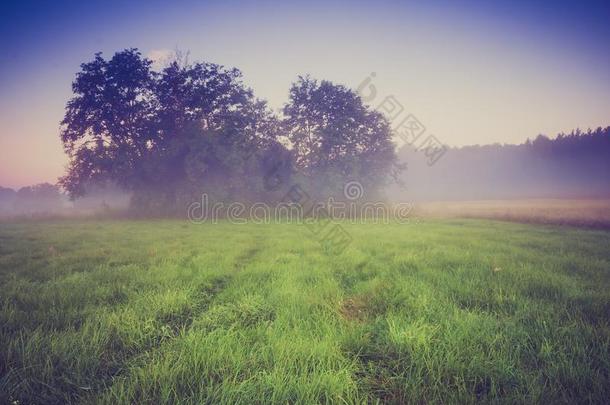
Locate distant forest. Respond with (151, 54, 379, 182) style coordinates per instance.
(393, 127, 610, 201)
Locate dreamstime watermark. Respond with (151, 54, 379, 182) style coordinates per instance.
(343, 181, 364, 200)
(184, 142, 357, 254)
(281, 183, 353, 254)
(187, 182, 414, 227)
(357, 72, 448, 166)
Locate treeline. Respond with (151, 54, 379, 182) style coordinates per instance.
(5, 48, 608, 216)
(0, 184, 65, 216)
(0, 183, 132, 217)
(394, 127, 610, 201)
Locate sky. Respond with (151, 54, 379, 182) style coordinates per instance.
(0, 0, 609, 189)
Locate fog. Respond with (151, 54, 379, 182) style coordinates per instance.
(388, 128, 610, 202)
(2, 128, 609, 220)
(0, 184, 130, 219)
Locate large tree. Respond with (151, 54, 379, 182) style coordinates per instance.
(60, 49, 282, 213)
(149, 59, 281, 207)
(282, 76, 396, 198)
(59, 49, 156, 197)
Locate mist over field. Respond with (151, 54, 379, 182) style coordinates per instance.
(3, 128, 610, 226)
(392, 128, 610, 202)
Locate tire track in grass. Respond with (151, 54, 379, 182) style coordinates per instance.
(83, 234, 267, 403)
(331, 250, 419, 403)
(36, 275, 232, 404)
(176, 239, 265, 334)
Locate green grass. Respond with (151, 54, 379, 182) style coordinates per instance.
(0, 219, 609, 404)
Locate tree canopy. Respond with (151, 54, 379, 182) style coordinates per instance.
(282, 76, 396, 198)
(60, 49, 398, 213)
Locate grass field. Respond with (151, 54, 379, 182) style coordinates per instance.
(1, 219, 609, 404)
(412, 199, 610, 229)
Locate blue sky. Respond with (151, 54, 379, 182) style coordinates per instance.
(1, 0, 609, 188)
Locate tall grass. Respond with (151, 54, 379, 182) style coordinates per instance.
(1, 219, 609, 403)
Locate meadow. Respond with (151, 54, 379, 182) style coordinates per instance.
(0, 219, 609, 404)
(411, 199, 610, 229)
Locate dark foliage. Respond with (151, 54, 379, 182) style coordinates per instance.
(282, 76, 397, 200)
(59, 50, 290, 214)
(59, 51, 399, 213)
